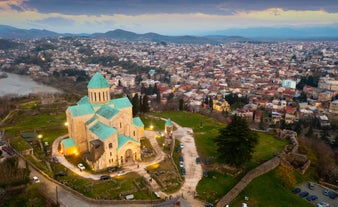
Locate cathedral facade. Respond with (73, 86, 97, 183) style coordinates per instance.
(62, 72, 144, 171)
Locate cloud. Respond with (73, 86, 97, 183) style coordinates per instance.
(20, 0, 338, 15)
(1, 0, 338, 34)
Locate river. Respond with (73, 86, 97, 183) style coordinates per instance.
(0, 73, 61, 97)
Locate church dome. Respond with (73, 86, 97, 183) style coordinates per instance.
(87, 72, 110, 89)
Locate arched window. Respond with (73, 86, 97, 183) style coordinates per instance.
(109, 143, 113, 148)
(133, 131, 135, 136)
(110, 152, 112, 156)
(120, 122, 122, 128)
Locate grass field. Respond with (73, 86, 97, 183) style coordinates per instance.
(151, 111, 288, 203)
(230, 168, 313, 207)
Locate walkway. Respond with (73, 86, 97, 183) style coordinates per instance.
(52, 120, 204, 206)
(216, 156, 281, 207)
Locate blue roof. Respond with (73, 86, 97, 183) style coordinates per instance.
(110, 97, 132, 109)
(85, 115, 98, 125)
(89, 121, 116, 140)
(61, 137, 76, 148)
(77, 96, 90, 105)
(87, 72, 110, 89)
(68, 104, 94, 117)
(165, 118, 173, 126)
(132, 117, 144, 127)
(118, 135, 139, 149)
(96, 105, 120, 120)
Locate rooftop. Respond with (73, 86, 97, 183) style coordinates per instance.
(87, 72, 110, 89)
(89, 121, 117, 140)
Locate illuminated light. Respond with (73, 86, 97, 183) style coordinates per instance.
(73, 149, 79, 156)
(148, 163, 159, 170)
(64, 122, 68, 126)
(37, 134, 43, 139)
(150, 125, 154, 130)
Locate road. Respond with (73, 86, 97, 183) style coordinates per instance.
(47, 120, 205, 207)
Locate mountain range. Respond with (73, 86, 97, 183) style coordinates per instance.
(0, 25, 338, 43)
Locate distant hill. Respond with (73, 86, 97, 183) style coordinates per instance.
(0, 25, 60, 40)
(3, 24, 338, 43)
(0, 25, 248, 44)
(91, 29, 248, 44)
(209, 26, 338, 40)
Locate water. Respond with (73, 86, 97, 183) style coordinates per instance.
(0, 73, 61, 97)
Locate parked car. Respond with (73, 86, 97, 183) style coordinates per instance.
(316, 202, 330, 207)
(205, 203, 214, 207)
(195, 157, 201, 164)
(2, 146, 14, 155)
(179, 161, 184, 168)
(323, 189, 330, 196)
(329, 191, 337, 199)
(292, 187, 301, 194)
(117, 170, 127, 176)
(181, 168, 186, 175)
(308, 182, 315, 190)
(205, 158, 210, 165)
(203, 170, 208, 178)
(180, 143, 184, 149)
(100, 175, 111, 180)
(179, 156, 184, 162)
(77, 163, 85, 170)
(55, 171, 67, 177)
(306, 195, 318, 201)
(299, 191, 309, 197)
(107, 166, 120, 173)
(32, 176, 40, 183)
(52, 156, 59, 163)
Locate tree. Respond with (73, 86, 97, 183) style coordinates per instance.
(131, 94, 140, 117)
(142, 95, 150, 113)
(179, 99, 184, 111)
(214, 115, 258, 167)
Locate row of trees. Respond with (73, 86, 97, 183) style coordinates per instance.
(130, 94, 150, 117)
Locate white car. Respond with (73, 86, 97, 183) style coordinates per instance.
(179, 161, 184, 168)
(32, 176, 40, 183)
(317, 202, 330, 207)
(77, 163, 85, 170)
(117, 170, 127, 176)
(180, 143, 184, 149)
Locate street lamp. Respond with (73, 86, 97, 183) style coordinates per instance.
(37, 134, 43, 139)
(64, 122, 68, 127)
(150, 125, 154, 130)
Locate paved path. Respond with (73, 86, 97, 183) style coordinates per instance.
(170, 124, 204, 207)
(51, 120, 205, 207)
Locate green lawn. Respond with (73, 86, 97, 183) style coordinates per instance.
(196, 171, 238, 203)
(38, 128, 68, 146)
(56, 170, 157, 200)
(141, 115, 166, 131)
(151, 111, 225, 161)
(244, 132, 288, 170)
(5, 111, 67, 135)
(151, 111, 288, 204)
(230, 168, 313, 207)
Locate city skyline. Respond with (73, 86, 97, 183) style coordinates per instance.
(1, 0, 338, 35)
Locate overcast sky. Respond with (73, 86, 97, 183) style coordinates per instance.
(1, 0, 338, 35)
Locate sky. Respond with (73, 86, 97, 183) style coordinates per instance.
(1, 0, 338, 35)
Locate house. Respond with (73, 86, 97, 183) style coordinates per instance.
(329, 99, 338, 115)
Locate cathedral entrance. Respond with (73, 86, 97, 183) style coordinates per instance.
(125, 149, 133, 163)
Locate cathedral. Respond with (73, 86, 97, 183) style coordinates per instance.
(61, 72, 144, 171)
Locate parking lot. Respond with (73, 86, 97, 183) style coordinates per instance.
(295, 182, 338, 207)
